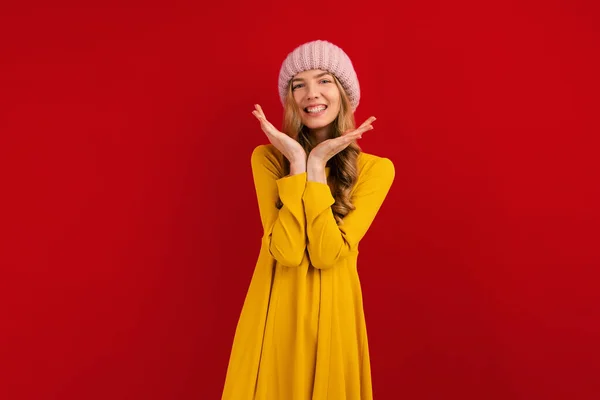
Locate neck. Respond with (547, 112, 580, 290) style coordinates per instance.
(308, 123, 334, 145)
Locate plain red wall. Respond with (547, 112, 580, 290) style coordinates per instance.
(1, 0, 599, 399)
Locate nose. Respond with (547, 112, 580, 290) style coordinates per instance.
(306, 81, 321, 100)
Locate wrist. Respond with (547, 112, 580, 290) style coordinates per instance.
(289, 160, 307, 175)
(307, 154, 326, 168)
(306, 160, 327, 184)
(288, 151, 306, 165)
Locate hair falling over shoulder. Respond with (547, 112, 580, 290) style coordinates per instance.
(276, 75, 360, 225)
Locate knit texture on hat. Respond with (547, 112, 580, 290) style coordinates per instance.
(278, 40, 360, 112)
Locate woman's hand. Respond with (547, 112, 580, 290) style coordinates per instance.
(252, 104, 306, 164)
(308, 116, 376, 166)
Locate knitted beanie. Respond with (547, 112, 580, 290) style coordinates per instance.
(278, 40, 361, 112)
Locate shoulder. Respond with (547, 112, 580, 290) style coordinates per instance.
(251, 143, 278, 158)
(251, 144, 284, 173)
(357, 151, 395, 179)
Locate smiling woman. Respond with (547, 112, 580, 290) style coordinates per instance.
(222, 40, 395, 400)
(290, 70, 342, 144)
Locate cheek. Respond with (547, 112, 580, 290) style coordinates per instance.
(293, 90, 304, 103)
(331, 99, 341, 114)
(329, 90, 341, 106)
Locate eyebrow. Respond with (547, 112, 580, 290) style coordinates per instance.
(291, 71, 333, 83)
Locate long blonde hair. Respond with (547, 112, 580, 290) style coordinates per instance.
(276, 74, 361, 225)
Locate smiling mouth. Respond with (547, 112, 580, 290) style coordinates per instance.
(304, 105, 328, 114)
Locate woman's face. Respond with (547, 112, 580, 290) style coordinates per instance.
(291, 69, 341, 130)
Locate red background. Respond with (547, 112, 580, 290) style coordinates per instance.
(1, 0, 599, 399)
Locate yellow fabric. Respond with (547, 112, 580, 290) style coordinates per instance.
(222, 144, 395, 400)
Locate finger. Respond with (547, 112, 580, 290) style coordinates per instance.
(340, 130, 366, 144)
(355, 124, 374, 135)
(359, 116, 376, 128)
(252, 110, 266, 123)
(255, 104, 267, 120)
(340, 125, 368, 138)
(253, 104, 262, 119)
(253, 113, 277, 136)
(252, 110, 270, 125)
(342, 117, 376, 134)
(349, 125, 373, 140)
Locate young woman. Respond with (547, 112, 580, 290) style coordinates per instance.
(222, 40, 395, 400)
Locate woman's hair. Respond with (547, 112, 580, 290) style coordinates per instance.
(276, 74, 361, 225)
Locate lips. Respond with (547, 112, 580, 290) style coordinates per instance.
(304, 104, 328, 113)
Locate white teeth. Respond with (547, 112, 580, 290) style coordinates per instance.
(307, 105, 326, 113)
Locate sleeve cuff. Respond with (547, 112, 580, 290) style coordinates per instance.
(276, 172, 307, 205)
(302, 181, 335, 221)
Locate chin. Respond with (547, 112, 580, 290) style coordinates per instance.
(303, 122, 326, 129)
(302, 118, 336, 130)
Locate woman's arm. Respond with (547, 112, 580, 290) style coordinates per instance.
(303, 157, 395, 269)
(251, 144, 308, 267)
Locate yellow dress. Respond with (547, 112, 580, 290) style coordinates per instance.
(222, 144, 395, 400)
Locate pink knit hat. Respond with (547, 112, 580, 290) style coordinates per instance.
(278, 40, 361, 112)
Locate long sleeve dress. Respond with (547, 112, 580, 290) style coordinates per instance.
(222, 143, 395, 400)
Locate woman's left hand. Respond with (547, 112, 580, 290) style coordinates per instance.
(308, 116, 376, 165)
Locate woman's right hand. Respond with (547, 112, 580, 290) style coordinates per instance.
(252, 104, 306, 163)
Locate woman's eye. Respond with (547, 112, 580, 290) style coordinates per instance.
(292, 79, 329, 90)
